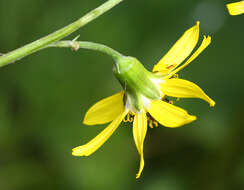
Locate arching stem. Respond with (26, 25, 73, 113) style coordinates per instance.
(49, 40, 123, 62)
(0, 0, 123, 68)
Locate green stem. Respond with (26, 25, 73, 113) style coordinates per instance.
(0, 0, 123, 68)
(49, 41, 123, 62)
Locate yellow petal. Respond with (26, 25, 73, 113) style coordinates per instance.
(226, 1, 244, 15)
(148, 100, 196, 128)
(83, 91, 124, 125)
(133, 110, 147, 179)
(72, 109, 128, 156)
(161, 78, 215, 107)
(167, 35, 211, 78)
(153, 21, 200, 74)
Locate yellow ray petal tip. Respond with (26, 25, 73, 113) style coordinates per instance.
(209, 99, 216, 107)
(226, 1, 244, 15)
(205, 35, 211, 43)
(82, 113, 95, 125)
(72, 147, 80, 156)
(72, 146, 86, 156)
(136, 173, 141, 179)
(136, 166, 143, 179)
(193, 21, 200, 31)
(82, 118, 89, 125)
(186, 115, 197, 124)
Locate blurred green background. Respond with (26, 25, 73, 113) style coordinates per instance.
(0, 0, 243, 189)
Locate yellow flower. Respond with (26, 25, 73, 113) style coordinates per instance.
(72, 21, 215, 179)
(226, 0, 244, 15)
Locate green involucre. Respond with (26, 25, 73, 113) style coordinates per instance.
(113, 56, 161, 110)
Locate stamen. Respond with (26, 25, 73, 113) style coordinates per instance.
(163, 97, 173, 104)
(123, 112, 159, 128)
(153, 120, 158, 128)
(123, 117, 128, 122)
(123, 113, 134, 123)
(149, 119, 154, 128)
(147, 113, 159, 128)
(171, 73, 179, 79)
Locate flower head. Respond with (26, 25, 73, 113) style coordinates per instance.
(72, 21, 215, 179)
(226, 0, 244, 15)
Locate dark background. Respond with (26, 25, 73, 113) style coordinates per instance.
(0, 0, 243, 189)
